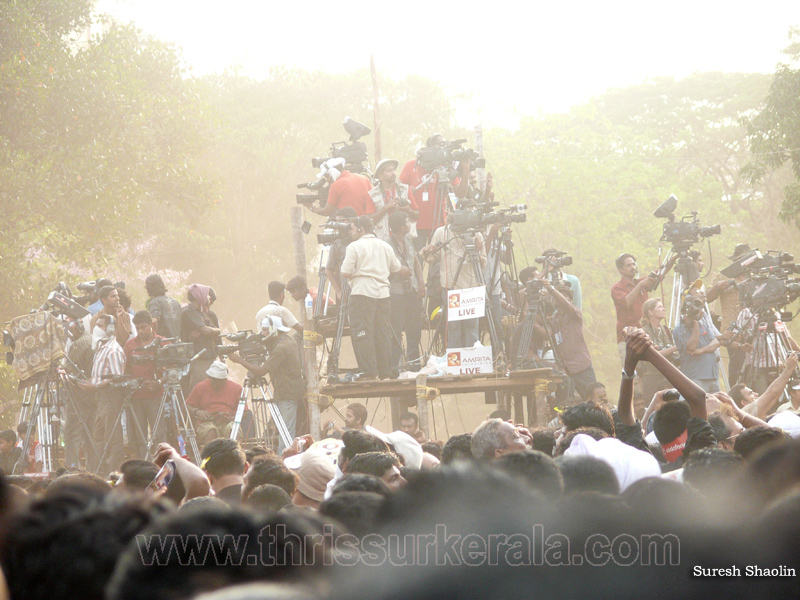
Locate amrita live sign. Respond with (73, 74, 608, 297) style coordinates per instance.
(447, 287, 486, 322)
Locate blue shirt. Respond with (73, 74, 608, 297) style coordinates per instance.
(673, 314, 720, 381)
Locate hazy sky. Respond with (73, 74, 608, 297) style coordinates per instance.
(98, 0, 799, 128)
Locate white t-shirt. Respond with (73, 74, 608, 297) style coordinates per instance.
(255, 301, 299, 332)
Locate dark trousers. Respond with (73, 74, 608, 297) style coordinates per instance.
(349, 294, 393, 378)
(389, 293, 422, 371)
(129, 396, 164, 458)
(569, 364, 598, 401)
(95, 388, 124, 476)
(64, 391, 99, 471)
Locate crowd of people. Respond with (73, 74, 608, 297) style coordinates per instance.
(1, 133, 800, 598)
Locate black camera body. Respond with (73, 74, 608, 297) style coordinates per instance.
(682, 296, 706, 321)
(417, 139, 486, 172)
(738, 274, 800, 312)
(535, 250, 573, 269)
(47, 291, 90, 320)
(450, 204, 526, 233)
(654, 194, 721, 249)
(317, 219, 353, 245)
(216, 330, 270, 363)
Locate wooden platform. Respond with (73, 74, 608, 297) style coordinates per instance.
(320, 368, 562, 399)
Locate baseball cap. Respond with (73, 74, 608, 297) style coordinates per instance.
(291, 450, 335, 502)
(261, 315, 291, 333)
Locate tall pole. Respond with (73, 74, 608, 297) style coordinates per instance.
(291, 206, 320, 439)
(371, 55, 382, 164)
(474, 124, 485, 193)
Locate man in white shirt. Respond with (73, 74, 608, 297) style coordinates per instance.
(255, 281, 302, 335)
(341, 216, 412, 379)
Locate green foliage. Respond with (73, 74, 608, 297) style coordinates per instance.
(743, 27, 800, 231)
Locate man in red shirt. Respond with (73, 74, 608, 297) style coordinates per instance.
(124, 310, 164, 457)
(611, 253, 658, 364)
(399, 133, 470, 249)
(308, 158, 375, 217)
(186, 360, 243, 445)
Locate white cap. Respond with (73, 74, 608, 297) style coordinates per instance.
(260, 315, 291, 333)
(206, 360, 228, 379)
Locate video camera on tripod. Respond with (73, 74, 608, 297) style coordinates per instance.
(450, 203, 527, 233)
(535, 249, 573, 270)
(416, 139, 486, 173)
(213, 330, 271, 363)
(317, 218, 354, 245)
(103, 374, 142, 392)
(654, 194, 721, 250)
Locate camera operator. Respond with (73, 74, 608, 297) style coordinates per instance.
(341, 216, 412, 379)
(90, 285, 135, 348)
(322, 207, 358, 302)
(423, 215, 486, 349)
(180, 283, 221, 393)
(77, 313, 126, 476)
(540, 278, 598, 400)
(87, 278, 113, 316)
(540, 248, 583, 310)
(229, 316, 305, 452)
(123, 310, 165, 458)
(144, 273, 182, 339)
(255, 281, 303, 336)
(611, 252, 675, 364)
(672, 289, 723, 393)
(62, 315, 97, 470)
(369, 158, 419, 242)
(688, 250, 733, 304)
(308, 157, 375, 218)
(387, 211, 425, 372)
(185, 360, 242, 446)
(400, 133, 471, 250)
(714, 244, 752, 385)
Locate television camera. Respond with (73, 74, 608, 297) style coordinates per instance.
(416, 139, 486, 173)
(450, 203, 527, 233)
(654, 194, 721, 250)
(317, 219, 354, 245)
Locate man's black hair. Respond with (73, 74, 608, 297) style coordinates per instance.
(108, 507, 285, 600)
(267, 281, 285, 301)
(244, 446, 271, 464)
(331, 473, 392, 498)
(421, 441, 442, 460)
(345, 451, 400, 478)
(119, 460, 159, 492)
(615, 252, 636, 270)
(388, 210, 409, 233)
(441, 433, 473, 464)
(734, 426, 789, 459)
(518, 266, 538, 283)
(347, 402, 368, 428)
(144, 274, 166, 296)
(560, 401, 615, 437)
(285, 276, 307, 294)
(399, 412, 418, 427)
(652, 401, 691, 445)
(318, 491, 384, 537)
(683, 448, 743, 497)
(528, 428, 556, 456)
(243, 484, 292, 515)
(494, 449, 564, 500)
(554, 426, 610, 456)
(339, 430, 388, 465)
(356, 215, 374, 234)
(708, 414, 732, 442)
(200, 438, 246, 479)
(97, 285, 116, 301)
(242, 459, 297, 499)
(554, 455, 620, 495)
(0, 429, 17, 444)
(1, 492, 167, 600)
(729, 383, 747, 408)
(132, 310, 152, 326)
(335, 207, 358, 219)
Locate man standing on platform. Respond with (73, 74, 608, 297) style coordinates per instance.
(611, 253, 657, 364)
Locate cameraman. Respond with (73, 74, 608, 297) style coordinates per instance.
(229, 316, 304, 452)
(323, 207, 358, 301)
(309, 158, 375, 218)
(540, 248, 582, 310)
(62, 315, 97, 470)
(341, 216, 412, 379)
(400, 133, 471, 249)
(369, 158, 418, 242)
(540, 279, 598, 400)
(123, 310, 165, 457)
(672, 291, 723, 393)
(423, 215, 486, 349)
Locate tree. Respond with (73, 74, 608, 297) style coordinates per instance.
(744, 27, 800, 231)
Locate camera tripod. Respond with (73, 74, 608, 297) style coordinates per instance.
(145, 367, 200, 464)
(513, 282, 566, 373)
(325, 282, 351, 382)
(229, 371, 292, 451)
(15, 363, 99, 475)
(93, 378, 151, 475)
(449, 229, 504, 359)
(737, 308, 797, 397)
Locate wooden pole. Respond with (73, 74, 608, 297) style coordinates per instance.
(415, 373, 430, 439)
(370, 55, 382, 164)
(291, 206, 320, 439)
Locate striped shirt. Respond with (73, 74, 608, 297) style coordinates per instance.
(91, 338, 126, 385)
